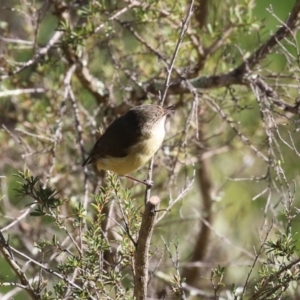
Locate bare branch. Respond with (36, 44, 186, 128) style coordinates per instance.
(159, 0, 195, 106)
(0, 232, 40, 300)
(131, 0, 300, 115)
(144, 0, 195, 206)
(253, 76, 300, 114)
(235, 0, 300, 74)
(0, 31, 62, 80)
(134, 196, 160, 300)
(181, 151, 213, 286)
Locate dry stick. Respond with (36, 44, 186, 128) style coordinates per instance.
(154, 5, 205, 59)
(133, 196, 160, 300)
(144, 0, 195, 204)
(0, 88, 45, 98)
(135, 3, 195, 299)
(159, 0, 195, 107)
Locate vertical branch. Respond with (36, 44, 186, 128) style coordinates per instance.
(181, 147, 213, 286)
(139, 2, 195, 298)
(159, 0, 195, 107)
(134, 196, 160, 300)
(145, 0, 195, 204)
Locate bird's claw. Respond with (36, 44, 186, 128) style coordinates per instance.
(144, 179, 154, 188)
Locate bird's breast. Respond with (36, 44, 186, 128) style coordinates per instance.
(96, 116, 166, 175)
(136, 116, 166, 156)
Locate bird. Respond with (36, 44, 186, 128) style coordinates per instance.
(82, 104, 174, 187)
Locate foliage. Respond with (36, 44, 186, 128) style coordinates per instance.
(1, 0, 300, 299)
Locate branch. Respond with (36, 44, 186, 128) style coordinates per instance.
(181, 152, 213, 286)
(50, 0, 109, 104)
(159, 0, 195, 106)
(0, 232, 40, 300)
(134, 196, 160, 300)
(252, 258, 300, 299)
(144, 0, 195, 206)
(0, 88, 45, 98)
(131, 1, 300, 114)
(253, 76, 300, 114)
(0, 30, 62, 80)
(1, 236, 88, 296)
(235, 0, 300, 74)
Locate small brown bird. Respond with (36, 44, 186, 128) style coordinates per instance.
(82, 104, 174, 186)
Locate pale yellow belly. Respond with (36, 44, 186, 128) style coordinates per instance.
(96, 127, 165, 175)
(96, 151, 151, 175)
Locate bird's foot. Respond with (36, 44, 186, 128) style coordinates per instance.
(143, 179, 154, 188)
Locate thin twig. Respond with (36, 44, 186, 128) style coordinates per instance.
(159, 0, 195, 107)
(144, 0, 195, 205)
(0, 232, 40, 300)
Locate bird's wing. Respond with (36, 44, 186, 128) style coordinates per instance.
(82, 112, 142, 166)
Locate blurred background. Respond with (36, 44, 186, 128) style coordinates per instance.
(1, 0, 300, 299)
